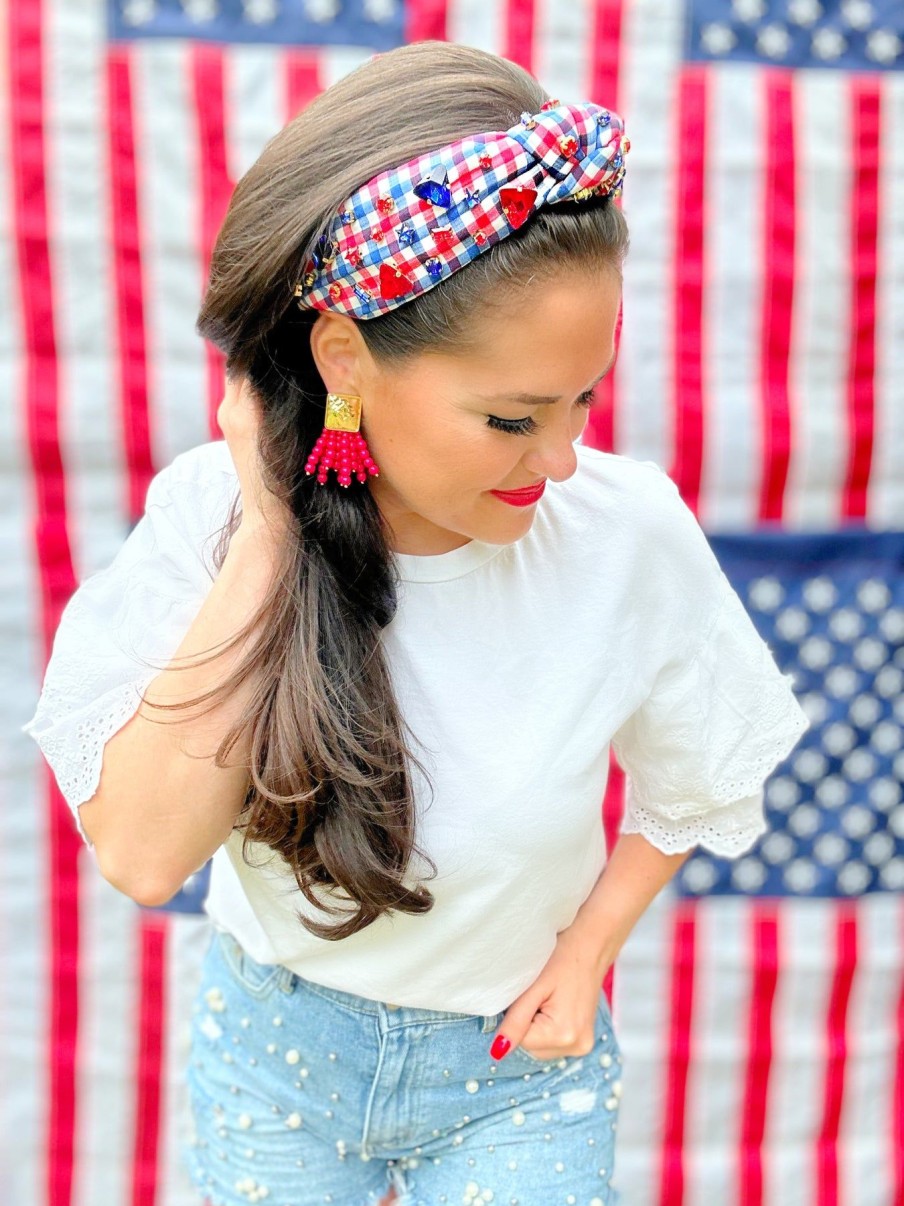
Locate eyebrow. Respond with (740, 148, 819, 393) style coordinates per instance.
(474, 351, 619, 406)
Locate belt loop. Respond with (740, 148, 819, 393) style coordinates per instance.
(482, 1012, 502, 1034)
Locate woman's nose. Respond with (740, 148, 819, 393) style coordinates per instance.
(523, 422, 582, 483)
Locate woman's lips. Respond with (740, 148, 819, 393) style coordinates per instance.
(489, 480, 547, 506)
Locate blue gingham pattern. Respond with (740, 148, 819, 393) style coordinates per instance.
(297, 102, 629, 320)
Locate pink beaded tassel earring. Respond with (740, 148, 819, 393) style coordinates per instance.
(304, 392, 380, 487)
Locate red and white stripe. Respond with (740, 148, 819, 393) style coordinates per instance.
(9, 1, 904, 1204)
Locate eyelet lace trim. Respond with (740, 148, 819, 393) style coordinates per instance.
(620, 791, 767, 857)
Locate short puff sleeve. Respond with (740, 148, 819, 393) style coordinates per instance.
(611, 479, 810, 858)
(21, 444, 234, 847)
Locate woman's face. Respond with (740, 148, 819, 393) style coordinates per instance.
(313, 269, 622, 556)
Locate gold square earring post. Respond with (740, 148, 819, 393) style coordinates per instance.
(325, 392, 362, 432)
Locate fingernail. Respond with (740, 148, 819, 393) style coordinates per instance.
(489, 1034, 511, 1060)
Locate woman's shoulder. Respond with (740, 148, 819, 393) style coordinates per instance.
(565, 443, 685, 526)
(157, 438, 237, 490)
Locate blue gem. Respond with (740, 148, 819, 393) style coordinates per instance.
(398, 224, 416, 247)
(413, 166, 452, 209)
(312, 236, 334, 268)
(464, 190, 479, 208)
(425, 259, 443, 279)
(611, 154, 623, 170)
(339, 210, 354, 224)
(353, 285, 373, 305)
(597, 112, 612, 127)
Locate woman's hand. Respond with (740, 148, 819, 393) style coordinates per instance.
(216, 375, 293, 541)
(488, 926, 612, 1063)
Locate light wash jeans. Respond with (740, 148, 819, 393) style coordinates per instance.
(184, 926, 622, 1206)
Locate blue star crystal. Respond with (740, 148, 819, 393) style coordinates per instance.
(398, 224, 416, 247)
(425, 259, 443, 279)
(597, 112, 612, 128)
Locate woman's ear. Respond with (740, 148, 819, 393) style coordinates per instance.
(308, 312, 371, 394)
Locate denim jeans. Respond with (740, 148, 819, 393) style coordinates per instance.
(183, 927, 622, 1206)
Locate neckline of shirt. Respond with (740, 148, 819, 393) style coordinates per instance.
(392, 538, 508, 582)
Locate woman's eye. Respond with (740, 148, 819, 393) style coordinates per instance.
(485, 389, 598, 436)
(485, 415, 540, 436)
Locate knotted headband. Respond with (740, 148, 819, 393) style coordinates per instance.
(295, 99, 629, 320)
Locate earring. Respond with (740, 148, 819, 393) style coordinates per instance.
(304, 392, 380, 487)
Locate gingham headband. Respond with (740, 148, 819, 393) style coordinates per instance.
(294, 99, 629, 320)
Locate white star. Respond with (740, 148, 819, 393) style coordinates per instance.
(856, 578, 891, 612)
(784, 858, 818, 892)
(815, 777, 850, 809)
(880, 858, 904, 890)
(863, 832, 894, 866)
(823, 722, 856, 756)
(869, 778, 901, 810)
(811, 26, 847, 59)
(866, 29, 902, 64)
(757, 21, 792, 56)
(700, 21, 738, 54)
(305, 0, 339, 20)
(733, 858, 768, 891)
(749, 576, 784, 611)
(802, 575, 837, 612)
(767, 776, 801, 810)
(775, 606, 810, 640)
(841, 0, 873, 31)
(732, 0, 766, 22)
(787, 0, 822, 25)
(828, 606, 864, 641)
(798, 634, 833, 670)
(362, 0, 397, 20)
(243, 0, 278, 22)
(182, 0, 218, 19)
(879, 608, 904, 641)
(837, 861, 871, 895)
(122, 0, 156, 24)
(681, 859, 718, 893)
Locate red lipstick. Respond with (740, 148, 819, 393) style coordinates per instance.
(489, 480, 547, 506)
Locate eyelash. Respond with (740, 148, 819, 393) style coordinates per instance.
(486, 389, 599, 437)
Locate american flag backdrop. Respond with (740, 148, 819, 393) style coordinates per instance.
(5, 1, 904, 1205)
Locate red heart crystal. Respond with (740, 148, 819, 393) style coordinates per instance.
(499, 187, 537, 229)
(431, 226, 455, 252)
(379, 261, 414, 300)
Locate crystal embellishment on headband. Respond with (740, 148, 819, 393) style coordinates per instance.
(294, 100, 629, 321)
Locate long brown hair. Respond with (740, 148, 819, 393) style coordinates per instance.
(152, 41, 629, 940)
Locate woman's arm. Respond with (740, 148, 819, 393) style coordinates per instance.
(565, 832, 692, 972)
(489, 834, 691, 1061)
(79, 523, 281, 906)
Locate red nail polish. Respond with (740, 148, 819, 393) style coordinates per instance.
(489, 1034, 511, 1060)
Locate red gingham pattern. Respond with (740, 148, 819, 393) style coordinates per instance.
(297, 101, 628, 320)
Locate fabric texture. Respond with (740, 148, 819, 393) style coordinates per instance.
(185, 926, 622, 1205)
(22, 439, 809, 1014)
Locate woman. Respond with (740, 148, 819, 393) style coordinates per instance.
(23, 40, 809, 1206)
